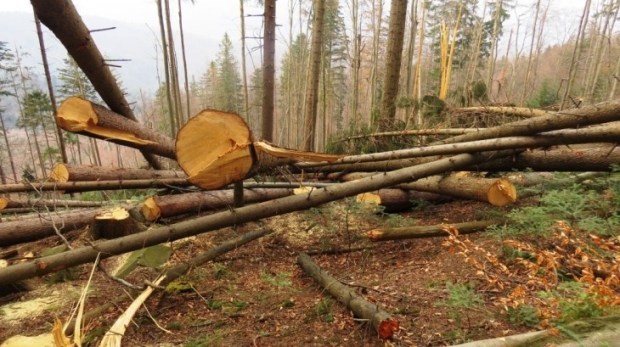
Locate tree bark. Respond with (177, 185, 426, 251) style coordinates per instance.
(140, 188, 294, 221)
(336, 128, 477, 143)
(379, 0, 408, 129)
(57, 97, 176, 159)
(302, 0, 326, 151)
(262, 0, 276, 141)
(0, 178, 190, 194)
(50, 163, 184, 182)
(0, 198, 106, 211)
(30, 0, 164, 169)
(91, 207, 143, 239)
(453, 106, 553, 118)
(297, 252, 399, 339)
(355, 189, 448, 213)
(0, 150, 514, 284)
(367, 220, 501, 241)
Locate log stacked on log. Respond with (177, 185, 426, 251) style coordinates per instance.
(0, 198, 106, 211)
(50, 164, 185, 182)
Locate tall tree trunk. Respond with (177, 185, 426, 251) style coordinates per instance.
(378, 0, 408, 130)
(31, 0, 164, 169)
(33, 12, 68, 165)
(0, 110, 18, 183)
(560, 0, 592, 110)
(262, 0, 276, 142)
(486, 0, 503, 91)
(404, 0, 417, 124)
(177, 0, 191, 122)
(302, 0, 326, 151)
(412, 2, 426, 126)
(164, 0, 184, 128)
(520, 0, 541, 105)
(156, 0, 176, 137)
(350, 0, 362, 130)
(240, 0, 250, 127)
(30, 126, 47, 176)
(369, 0, 384, 124)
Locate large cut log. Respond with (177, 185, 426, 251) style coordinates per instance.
(336, 128, 479, 143)
(0, 209, 102, 246)
(297, 252, 399, 339)
(0, 150, 516, 285)
(310, 144, 620, 173)
(0, 198, 106, 210)
(367, 220, 501, 241)
(57, 97, 176, 159)
(175, 109, 341, 189)
(91, 207, 143, 239)
(452, 106, 553, 118)
(50, 163, 184, 182)
(349, 173, 517, 207)
(355, 189, 449, 212)
(31, 0, 164, 169)
(300, 121, 620, 168)
(435, 98, 620, 145)
(140, 188, 294, 221)
(0, 178, 191, 194)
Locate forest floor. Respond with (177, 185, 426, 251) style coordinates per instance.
(1, 187, 619, 346)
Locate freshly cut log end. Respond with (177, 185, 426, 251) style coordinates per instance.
(50, 163, 186, 183)
(57, 97, 156, 146)
(488, 178, 518, 206)
(141, 197, 161, 222)
(0, 197, 8, 210)
(378, 319, 400, 340)
(50, 163, 69, 182)
(176, 109, 254, 190)
(366, 229, 384, 241)
(91, 207, 138, 240)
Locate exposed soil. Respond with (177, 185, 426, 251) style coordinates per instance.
(0, 198, 618, 346)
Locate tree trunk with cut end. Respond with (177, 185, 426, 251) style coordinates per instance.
(50, 163, 184, 183)
(91, 207, 143, 239)
(0, 198, 106, 211)
(367, 220, 501, 241)
(175, 109, 340, 190)
(356, 189, 448, 213)
(297, 252, 399, 339)
(30, 0, 164, 169)
(0, 178, 191, 194)
(0, 151, 515, 285)
(140, 188, 294, 221)
(57, 97, 176, 159)
(453, 106, 553, 118)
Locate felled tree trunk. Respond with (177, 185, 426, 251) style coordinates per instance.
(91, 207, 144, 239)
(175, 109, 341, 189)
(50, 163, 185, 182)
(356, 189, 449, 213)
(452, 106, 553, 118)
(0, 198, 105, 210)
(297, 252, 399, 339)
(367, 220, 501, 241)
(350, 173, 517, 207)
(0, 178, 190, 194)
(0, 150, 515, 285)
(140, 188, 294, 221)
(57, 97, 176, 159)
(337, 128, 478, 143)
(31, 0, 164, 169)
(0, 209, 101, 246)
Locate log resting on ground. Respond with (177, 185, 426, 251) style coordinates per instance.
(355, 189, 449, 212)
(0, 150, 516, 285)
(57, 97, 176, 159)
(367, 220, 502, 241)
(0, 178, 191, 194)
(50, 163, 185, 182)
(0, 198, 106, 210)
(297, 252, 399, 339)
(91, 207, 144, 239)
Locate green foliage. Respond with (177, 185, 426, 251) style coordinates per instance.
(212, 263, 233, 280)
(526, 79, 559, 108)
(56, 56, 98, 100)
(183, 330, 225, 347)
(472, 80, 488, 101)
(312, 297, 334, 323)
(261, 271, 293, 288)
(212, 33, 243, 113)
(538, 282, 604, 324)
(437, 281, 484, 340)
(506, 304, 540, 327)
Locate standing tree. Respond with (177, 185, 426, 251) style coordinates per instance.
(22, 90, 59, 169)
(302, 0, 327, 151)
(378, 0, 408, 130)
(0, 42, 18, 183)
(211, 34, 243, 114)
(262, 0, 276, 142)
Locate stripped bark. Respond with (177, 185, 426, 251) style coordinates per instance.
(0, 150, 515, 284)
(0, 178, 190, 194)
(297, 252, 399, 339)
(30, 0, 164, 169)
(367, 220, 501, 241)
(140, 188, 294, 221)
(57, 97, 176, 159)
(50, 163, 184, 182)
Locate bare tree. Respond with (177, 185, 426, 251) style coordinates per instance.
(262, 0, 276, 142)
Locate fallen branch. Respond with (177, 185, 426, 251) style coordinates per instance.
(297, 252, 399, 339)
(367, 220, 501, 241)
(0, 150, 515, 285)
(452, 106, 553, 118)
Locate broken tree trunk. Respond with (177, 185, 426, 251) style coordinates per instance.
(140, 188, 294, 221)
(347, 173, 517, 207)
(0, 208, 102, 246)
(355, 189, 449, 212)
(452, 106, 553, 118)
(57, 97, 176, 159)
(0, 178, 190, 194)
(31, 0, 164, 169)
(434, 99, 620, 145)
(367, 220, 502, 241)
(0, 198, 106, 210)
(297, 252, 399, 339)
(175, 109, 341, 189)
(91, 207, 144, 239)
(0, 150, 516, 285)
(300, 121, 620, 167)
(311, 144, 620, 173)
(50, 163, 184, 182)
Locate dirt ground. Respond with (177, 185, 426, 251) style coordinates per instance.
(0, 198, 617, 346)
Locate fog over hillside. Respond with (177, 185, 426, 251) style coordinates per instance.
(0, 11, 219, 100)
